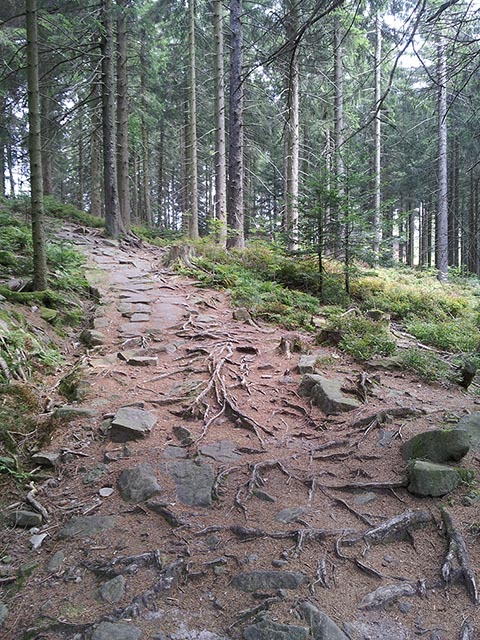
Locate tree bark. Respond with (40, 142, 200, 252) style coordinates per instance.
(187, 0, 199, 239)
(26, 0, 48, 290)
(213, 0, 227, 246)
(227, 0, 245, 249)
(333, 18, 344, 256)
(372, 13, 382, 266)
(101, 0, 123, 236)
(436, 33, 448, 281)
(284, 0, 300, 251)
(116, 0, 131, 233)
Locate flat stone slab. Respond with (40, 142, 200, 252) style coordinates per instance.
(231, 570, 308, 592)
(299, 374, 360, 415)
(119, 294, 153, 304)
(455, 412, 480, 450)
(244, 618, 308, 640)
(0, 603, 8, 627)
(31, 451, 60, 466)
(130, 313, 151, 323)
(407, 460, 460, 497)
(199, 440, 242, 463)
(297, 355, 318, 374)
(80, 329, 106, 347)
(127, 356, 158, 366)
(170, 460, 215, 507)
(298, 601, 349, 640)
(59, 515, 116, 539)
(401, 429, 470, 463)
(110, 407, 157, 441)
(54, 405, 98, 419)
(118, 463, 162, 503)
(92, 622, 142, 640)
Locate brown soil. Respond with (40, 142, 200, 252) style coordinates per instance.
(1, 223, 479, 640)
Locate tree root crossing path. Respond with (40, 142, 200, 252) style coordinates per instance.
(2, 224, 479, 640)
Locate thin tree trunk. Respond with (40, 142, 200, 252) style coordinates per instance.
(7, 141, 15, 197)
(26, 0, 47, 290)
(373, 13, 382, 265)
(284, 0, 300, 251)
(227, 0, 245, 248)
(116, 0, 131, 233)
(187, 0, 199, 239)
(77, 121, 84, 209)
(157, 122, 165, 228)
(40, 83, 54, 196)
(213, 0, 227, 246)
(89, 79, 102, 218)
(333, 18, 344, 256)
(101, 0, 122, 236)
(437, 33, 448, 281)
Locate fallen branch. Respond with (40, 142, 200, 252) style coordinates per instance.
(26, 484, 49, 522)
(352, 406, 424, 430)
(342, 510, 432, 546)
(441, 507, 479, 604)
(227, 596, 281, 631)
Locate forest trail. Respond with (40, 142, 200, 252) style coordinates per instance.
(2, 224, 480, 640)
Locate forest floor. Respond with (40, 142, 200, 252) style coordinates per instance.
(1, 222, 480, 640)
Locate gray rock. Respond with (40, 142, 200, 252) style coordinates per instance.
(401, 429, 470, 463)
(462, 490, 480, 506)
(130, 313, 151, 323)
(231, 570, 308, 592)
(199, 440, 242, 463)
(80, 328, 106, 347)
(376, 429, 396, 448)
(367, 355, 403, 371)
(92, 622, 142, 640)
(170, 460, 214, 507)
(456, 412, 480, 450)
(299, 374, 360, 415)
(110, 407, 157, 441)
(54, 405, 98, 419)
(31, 451, 60, 466)
(253, 489, 276, 503)
(275, 506, 306, 524)
(127, 355, 158, 366)
(244, 618, 308, 640)
(407, 460, 460, 497)
(353, 492, 376, 506)
(59, 515, 116, 539)
(47, 550, 65, 571)
(84, 463, 108, 485)
(298, 601, 348, 640)
(272, 560, 289, 568)
(233, 308, 251, 322)
(0, 603, 8, 627)
(173, 425, 194, 445)
(98, 575, 125, 603)
(297, 355, 317, 374)
(7, 510, 43, 528)
(118, 463, 162, 503)
(163, 444, 189, 459)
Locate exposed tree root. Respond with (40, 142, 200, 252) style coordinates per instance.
(212, 466, 240, 500)
(83, 549, 164, 577)
(320, 479, 408, 492)
(341, 509, 432, 546)
(106, 558, 185, 621)
(309, 548, 335, 592)
(358, 580, 424, 609)
(227, 596, 281, 631)
(145, 502, 189, 528)
(459, 619, 475, 640)
(319, 486, 376, 526)
(440, 507, 479, 604)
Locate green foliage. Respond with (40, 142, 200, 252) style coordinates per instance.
(43, 197, 104, 228)
(331, 313, 397, 360)
(406, 320, 479, 352)
(398, 349, 451, 383)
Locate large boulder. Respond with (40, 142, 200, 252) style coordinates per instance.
(401, 429, 470, 463)
(407, 460, 460, 497)
(455, 412, 480, 450)
(299, 374, 360, 415)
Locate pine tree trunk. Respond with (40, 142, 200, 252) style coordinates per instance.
(187, 0, 199, 239)
(116, 0, 131, 233)
(213, 0, 227, 246)
(157, 122, 164, 228)
(284, 0, 299, 251)
(77, 122, 84, 208)
(372, 14, 382, 266)
(40, 83, 54, 196)
(26, 0, 48, 290)
(227, 0, 245, 249)
(7, 141, 15, 197)
(89, 79, 102, 218)
(101, 0, 123, 236)
(333, 19, 344, 256)
(436, 34, 448, 281)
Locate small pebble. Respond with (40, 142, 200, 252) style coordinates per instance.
(99, 487, 114, 497)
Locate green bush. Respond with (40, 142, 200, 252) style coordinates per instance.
(336, 315, 396, 360)
(399, 349, 451, 382)
(406, 319, 480, 352)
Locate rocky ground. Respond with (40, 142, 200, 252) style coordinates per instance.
(1, 223, 479, 640)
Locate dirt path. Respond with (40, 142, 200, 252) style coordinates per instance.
(1, 224, 479, 640)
